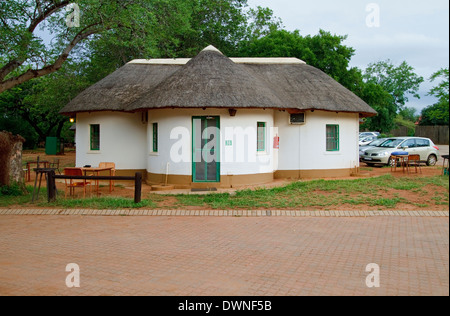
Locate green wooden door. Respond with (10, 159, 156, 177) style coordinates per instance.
(192, 116, 220, 183)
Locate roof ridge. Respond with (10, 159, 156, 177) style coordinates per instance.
(202, 45, 223, 54)
(128, 57, 306, 65)
(124, 47, 285, 111)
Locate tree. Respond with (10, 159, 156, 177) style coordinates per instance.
(398, 107, 419, 123)
(428, 68, 449, 103)
(245, 6, 283, 41)
(359, 82, 396, 133)
(420, 68, 449, 126)
(237, 29, 359, 89)
(0, 0, 156, 93)
(1, 0, 281, 147)
(0, 60, 88, 145)
(363, 60, 424, 112)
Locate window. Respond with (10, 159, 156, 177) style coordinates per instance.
(257, 122, 266, 152)
(90, 124, 100, 151)
(416, 139, 430, 148)
(152, 123, 158, 152)
(326, 125, 339, 151)
(379, 139, 405, 148)
(402, 139, 416, 148)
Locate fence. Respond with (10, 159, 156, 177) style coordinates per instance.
(415, 126, 449, 145)
(389, 126, 449, 145)
(44, 171, 143, 203)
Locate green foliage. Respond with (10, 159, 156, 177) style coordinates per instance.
(237, 29, 356, 86)
(420, 101, 449, 126)
(428, 68, 449, 102)
(361, 60, 424, 133)
(399, 107, 419, 123)
(1, 0, 446, 138)
(0, 62, 83, 145)
(364, 60, 424, 110)
(0, 182, 27, 196)
(0, 0, 282, 148)
(359, 82, 396, 133)
(420, 68, 449, 126)
(394, 115, 416, 136)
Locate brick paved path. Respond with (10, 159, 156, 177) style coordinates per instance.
(0, 215, 448, 296)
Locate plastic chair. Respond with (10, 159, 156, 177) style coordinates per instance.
(64, 168, 92, 198)
(99, 162, 116, 191)
(407, 155, 422, 174)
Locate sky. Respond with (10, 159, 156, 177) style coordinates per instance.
(247, 0, 450, 113)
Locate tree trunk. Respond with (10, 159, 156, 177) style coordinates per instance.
(0, 131, 26, 189)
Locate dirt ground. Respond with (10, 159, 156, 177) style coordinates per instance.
(20, 148, 449, 211)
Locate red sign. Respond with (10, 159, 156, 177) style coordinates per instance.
(273, 136, 280, 149)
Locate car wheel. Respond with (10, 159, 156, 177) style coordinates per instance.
(427, 154, 437, 166)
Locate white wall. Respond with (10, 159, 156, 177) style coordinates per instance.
(75, 112, 147, 170)
(146, 108, 275, 176)
(75, 109, 360, 177)
(275, 110, 360, 171)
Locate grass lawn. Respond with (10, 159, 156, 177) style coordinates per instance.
(169, 174, 449, 210)
(1, 174, 448, 211)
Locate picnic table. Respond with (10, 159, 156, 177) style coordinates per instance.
(391, 154, 409, 174)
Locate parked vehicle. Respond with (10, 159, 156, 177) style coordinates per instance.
(359, 136, 378, 146)
(361, 137, 440, 167)
(359, 138, 388, 160)
(360, 132, 380, 139)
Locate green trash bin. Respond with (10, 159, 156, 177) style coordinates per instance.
(45, 137, 60, 155)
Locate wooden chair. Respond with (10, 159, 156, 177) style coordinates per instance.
(99, 162, 116, 191)
(407, 155, 422, 174)
(49, 159, 61, 174)
(64, 168, 92, 198)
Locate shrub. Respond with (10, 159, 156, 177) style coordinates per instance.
(0, 182, 27, 196)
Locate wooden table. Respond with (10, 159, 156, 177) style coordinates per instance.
(82, 167, 113, 195)
(391, 155, 410, 174)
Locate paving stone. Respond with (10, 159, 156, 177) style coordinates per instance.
(0, 215, 447, 296)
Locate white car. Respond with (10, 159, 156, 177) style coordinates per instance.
(361, 137, 440, 167)
(359, 136, 378, 146)
(359, 138, 388, 160)
(360, 132, 380, 139)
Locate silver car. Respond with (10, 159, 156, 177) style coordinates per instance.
(361, 137, 440, 167)
(359, 138, 388, 160)
(359, 136, 378, 146)
(360, 132, 380, 138)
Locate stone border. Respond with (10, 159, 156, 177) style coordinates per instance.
(0, 209, 448, 217)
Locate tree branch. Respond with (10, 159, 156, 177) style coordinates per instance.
(28, 0, 71, 33)
(0, 0, 72, 82)
(0, 26, 101, 94)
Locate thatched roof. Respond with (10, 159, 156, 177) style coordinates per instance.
(60, 45, 377, 117)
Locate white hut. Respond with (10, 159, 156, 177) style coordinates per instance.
(61, 46, 377, 188)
